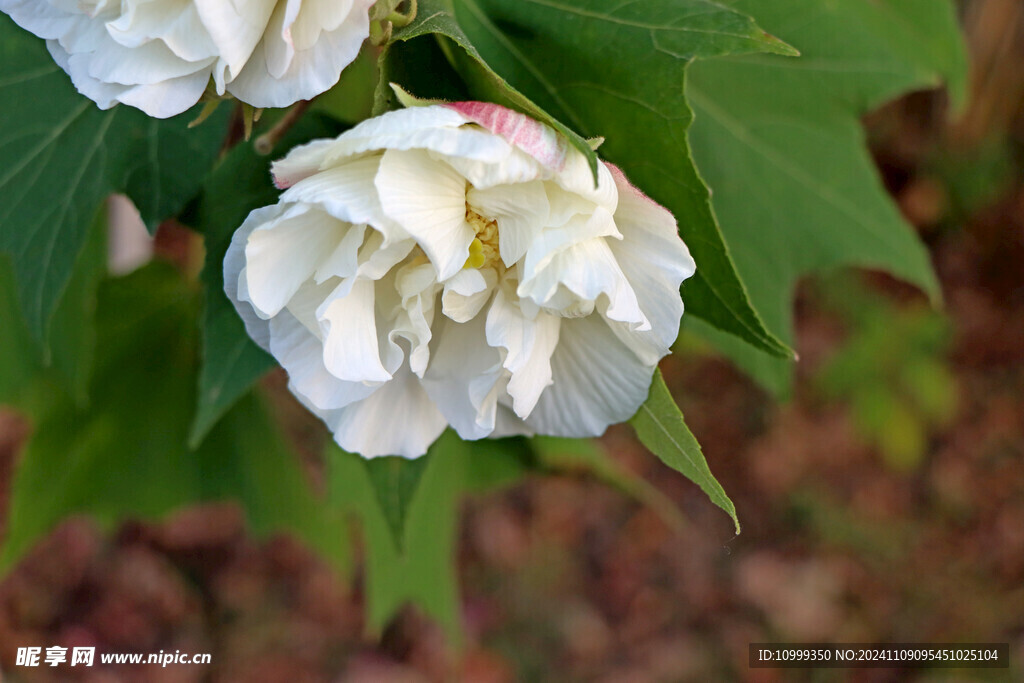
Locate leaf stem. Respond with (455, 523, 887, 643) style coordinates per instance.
(254, 99, 314, 155)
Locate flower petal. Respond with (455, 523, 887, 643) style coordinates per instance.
(604, 163, 695, 362)
(421, 313, 504, 441)
(443, 101, 568, 171)
(486, 285, 561, 418)
(526, 315, 654, 437)
(322, 105, 513, 166)
(315, 362, 448, 458)
(271, 138, 338, 189)
(317, 277, 392, 383)
(193, 0, 275, 80)
(376, 148, 474, 281)
(442, 267, 497, 323)
(227, 0, 373, 108)
(467, 181, 549, 266)
(244, 204, 344, 318)
(281, 153, 395, 229)
(225, 205, 285, 352)
(270, 309, 380, 410)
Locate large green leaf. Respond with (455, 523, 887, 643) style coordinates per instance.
(630, 369, 739, 533)
(444, 0, 794, 358)
(0, 264, 348, 574)
(374, 0, 600, 179)
(686, 0, 968, 393)
(189, 114, 346, 446)
(0, 15, 230, 339)
(330, 433, 529, 642)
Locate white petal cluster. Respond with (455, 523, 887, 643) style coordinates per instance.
(225, 102, 696, 457)
(1, 0, 374, 117)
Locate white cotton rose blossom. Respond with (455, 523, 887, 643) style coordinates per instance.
(0, 0, 375, 118)
(224, 101, 696, 457)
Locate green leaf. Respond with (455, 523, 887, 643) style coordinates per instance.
(374, 0, 601, 181)
(364, 456, 430, 551)
(686, 0, 968, 393)
(189, 114, 346, 446)
(0, 16, 231, 339)
(0, 206, 106, 411)
(1, 264, 348, 575)
(443, 0, 793, 359)
(329, 432, 528, 643)
(44, 205, 107, 404)
(629, 369, 739, 534)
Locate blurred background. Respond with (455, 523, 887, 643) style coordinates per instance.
(1, 0, 1023, 680)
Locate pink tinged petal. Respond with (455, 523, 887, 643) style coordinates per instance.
(526, 315, 654, 437)
(421, 314, 505, 441)
(316, 278, 392, 383)
(316, 362, 448, 458)
(270, 310, 379, 410)
(486, 286, 561, 418)
(243, 204, 344, 318)
(442, 268, 497, 323)
(271, 138, 337, 189)
(443, 101, 568, 172)
(604, 163, 695, 360)
(376, 148, 474, 281)
(467, 181, 549, 267)
(321, 105, 511, 167)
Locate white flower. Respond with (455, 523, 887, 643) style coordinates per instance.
(1, 0, 374, 118)
(224, 101, 696, 457)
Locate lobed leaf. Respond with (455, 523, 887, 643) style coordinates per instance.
(0, 16, 230, 339)
(686, 0, 968, 394)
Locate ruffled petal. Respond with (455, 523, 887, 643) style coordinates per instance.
(421, 313, 505, 441)
(271, 137, 338, 189)
(244, 204, 344, 318)
(270, 309, 380, 410)
(526, 315, 654, 437)
(316, 362, 448, 458)
(227, 0, 372, 108)
(376, 148, 473, 281)
(193, 0, 275, 80)
(224, 205, 284, 353)
(321, 105, 513, 167)
(486, 285, 561, 418)
(443, 101, 568, 171)
(317, 277, 392, 383)
(281, 153, 392, 228)
(467, 181, 549, 267)
(604, 163, 695, 363)
(441, 267, 497, 323)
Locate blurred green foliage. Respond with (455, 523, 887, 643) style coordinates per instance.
(814, 276, 958, 470)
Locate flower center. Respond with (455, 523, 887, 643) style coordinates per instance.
(464, 207, 502, 271)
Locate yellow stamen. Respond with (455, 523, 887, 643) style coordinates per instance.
(463, 207, 502, 271)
